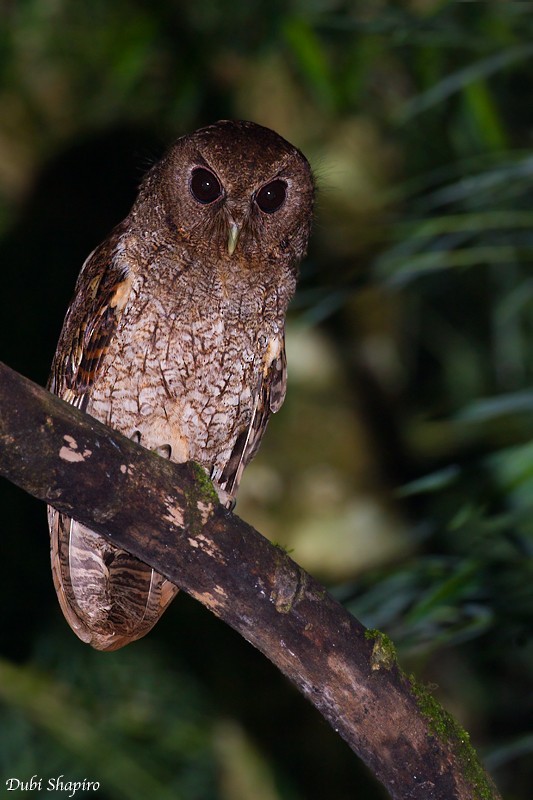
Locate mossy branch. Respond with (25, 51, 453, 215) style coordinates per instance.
(0, 360, 500, 800)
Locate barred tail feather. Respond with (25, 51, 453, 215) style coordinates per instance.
(48, 507, 179, 651)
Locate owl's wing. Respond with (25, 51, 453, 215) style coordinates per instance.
(48, 223, 133, 408)
(48, 224, 179, 651)
(217, 335, 287, 501)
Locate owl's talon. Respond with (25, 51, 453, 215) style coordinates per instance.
(224, 497, 237, 514)
(130, 431, 141, 444)
(154, 444, 172, 459)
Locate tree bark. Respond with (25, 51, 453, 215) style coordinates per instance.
(0, 360, 500, 800)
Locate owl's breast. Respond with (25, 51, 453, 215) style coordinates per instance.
(87, 279, 266, 473)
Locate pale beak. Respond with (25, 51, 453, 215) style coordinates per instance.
(227, 221, 241, 256)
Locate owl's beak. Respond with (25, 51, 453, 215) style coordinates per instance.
(227, 221, 241, 256)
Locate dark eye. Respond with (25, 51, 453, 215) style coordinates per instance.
(190, 168, 222, 204)
(255, 179, 287, 213)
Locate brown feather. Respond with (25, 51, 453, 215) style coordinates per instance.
(217, 335, 287, 497)
(48, 222, 131, 405)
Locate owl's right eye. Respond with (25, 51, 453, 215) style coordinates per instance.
(190, 168, 222, 204)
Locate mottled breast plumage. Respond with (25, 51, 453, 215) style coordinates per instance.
(48, 119, 314, 650)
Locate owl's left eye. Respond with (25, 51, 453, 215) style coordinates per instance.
(190, 168, 222, 204)
(255, 180, 287, 213)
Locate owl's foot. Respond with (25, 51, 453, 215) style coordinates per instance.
(132, 434, 231, 510)
(154, 444, 172, 459)
(130, 432, 172, 460)
(224, 496, 236, 514)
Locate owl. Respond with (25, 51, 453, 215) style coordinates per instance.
(48, 120, 314, 651)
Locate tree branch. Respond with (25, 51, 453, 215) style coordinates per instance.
(0, 360, 499, 800)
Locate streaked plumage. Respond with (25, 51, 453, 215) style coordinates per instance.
(48, 120, 314, 650)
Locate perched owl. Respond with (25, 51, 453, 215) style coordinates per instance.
(48, 120, 314, 651)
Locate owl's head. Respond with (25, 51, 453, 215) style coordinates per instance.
(137, 120, 314, 272)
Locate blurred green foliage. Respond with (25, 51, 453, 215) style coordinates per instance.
(1, 1, 532, 798)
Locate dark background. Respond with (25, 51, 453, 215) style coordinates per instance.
(1, 2, 532, 798)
